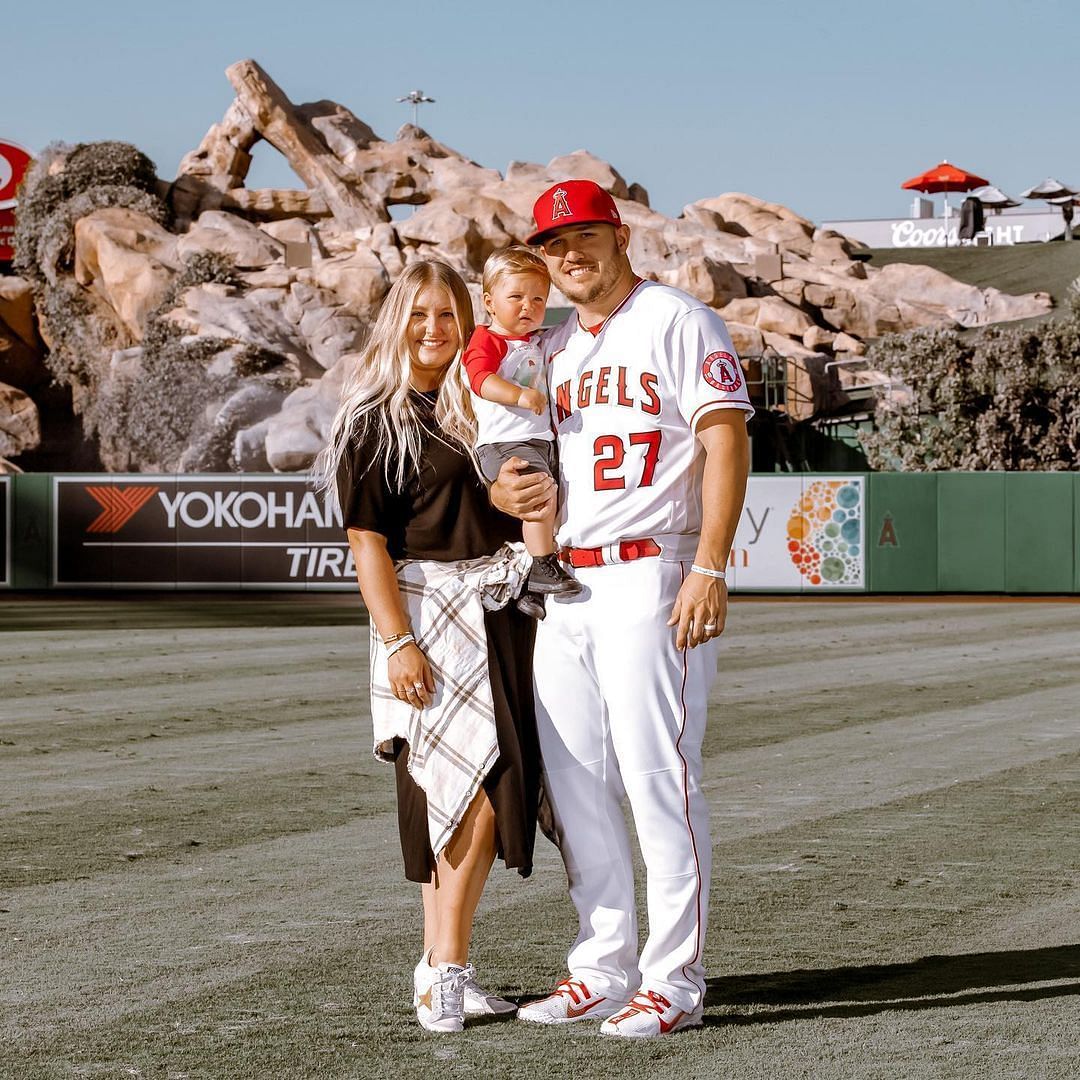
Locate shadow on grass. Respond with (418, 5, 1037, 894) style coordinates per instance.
(705, 944, 1080, 1024)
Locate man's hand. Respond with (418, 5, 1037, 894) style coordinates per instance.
(489, 456, 556, 522)
(517, 387, 547, 415)
(667, 571, 728, 650)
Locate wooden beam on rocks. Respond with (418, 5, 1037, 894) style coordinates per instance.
(178, 98, 259, 187)
(221, 188, 331, 221)
(225, 59, 386, 229)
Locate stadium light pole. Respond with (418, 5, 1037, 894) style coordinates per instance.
(396, 90, 436, 127)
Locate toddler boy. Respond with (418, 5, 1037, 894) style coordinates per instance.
(464, 247, 581, 618)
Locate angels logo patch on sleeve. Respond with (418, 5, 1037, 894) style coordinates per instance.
(702, 351, 742, 392)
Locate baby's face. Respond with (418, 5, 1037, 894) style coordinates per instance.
(485, 272, 549, 337)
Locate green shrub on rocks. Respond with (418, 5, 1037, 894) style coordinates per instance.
(14, 141, 165, 286)
(144, 250, 242, 345)
(38, 185, 169, 284)
(12, 143, 173, 466)
(60, 141, 158, 197)
(13, 143, 75, 283)
(100, 253, 242, 470)
(861, 293, 1080, 471)
(14, 140, 298, 472)
(38, 277, 132, 417)
(234, 345, 285, 377)
(102, 252, 297, 471)
(105, 334, 232, 471)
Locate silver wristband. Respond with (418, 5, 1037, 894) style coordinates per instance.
(691, 564, 727, 580)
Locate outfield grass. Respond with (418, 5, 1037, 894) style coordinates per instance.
(1, 596, 1078, 1080)
(865, 242, 1080, 308)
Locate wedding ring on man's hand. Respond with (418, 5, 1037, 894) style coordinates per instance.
(703, 622, 718, 631)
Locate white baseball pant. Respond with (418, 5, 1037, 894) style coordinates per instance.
(533, 557, 719, 1013)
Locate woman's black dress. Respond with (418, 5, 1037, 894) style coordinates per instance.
(336, 391, 540, 882)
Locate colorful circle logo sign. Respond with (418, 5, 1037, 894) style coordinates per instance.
(786, 480, 863, 587)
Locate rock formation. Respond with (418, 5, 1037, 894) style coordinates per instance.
(4, 58, 1053, 473)
(0, 276, 46, 470)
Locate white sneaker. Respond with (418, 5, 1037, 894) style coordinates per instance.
(413, 947, 473, 1033)
(463, 974, 516, 1016)
(516, 977, 626, 1025)
(599, 988, 703, 1038)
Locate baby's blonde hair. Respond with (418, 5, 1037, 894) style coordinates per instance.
(481, 246, 550, 295)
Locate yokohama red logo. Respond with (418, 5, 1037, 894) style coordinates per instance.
(85, 485, 159, 533)
(702, 351, 742, 393)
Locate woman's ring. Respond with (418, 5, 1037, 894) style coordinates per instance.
(413, 682, 425, 691)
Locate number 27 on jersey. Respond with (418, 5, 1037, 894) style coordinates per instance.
(593, 431, 662, 491)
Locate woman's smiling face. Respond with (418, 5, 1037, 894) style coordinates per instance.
(407, 285, 460, 391)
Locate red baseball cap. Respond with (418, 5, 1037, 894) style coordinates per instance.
(527, 179, 623, 245)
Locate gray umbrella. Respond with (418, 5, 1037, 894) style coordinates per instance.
(1022, 179, 1080, 239)
(970, 184, 1020, 212)
(1020, 178, 1079, 199)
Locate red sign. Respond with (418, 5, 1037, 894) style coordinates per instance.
(0, 208, 14, 262)
(0, 139, 33, 262)
(0, 140, 33, 204)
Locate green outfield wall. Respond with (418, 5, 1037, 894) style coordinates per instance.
(867, 472, 1080, 593)
(2, 472, 1078, 592)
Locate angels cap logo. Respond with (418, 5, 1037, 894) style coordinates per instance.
(551, 187, 572, 221)
(702, 351, 742, 393)
(85, 485, 159, 533)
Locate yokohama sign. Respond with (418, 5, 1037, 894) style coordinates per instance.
(54, 475, 354, 588)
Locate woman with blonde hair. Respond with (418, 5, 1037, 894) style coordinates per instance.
(316, 260, 542, 1033)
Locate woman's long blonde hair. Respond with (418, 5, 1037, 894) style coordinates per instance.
(315, 260, 477, 501)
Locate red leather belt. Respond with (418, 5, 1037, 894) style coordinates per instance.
(559, 538, 661, 568)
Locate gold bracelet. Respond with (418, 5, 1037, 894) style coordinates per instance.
(386, 634, 417, 658)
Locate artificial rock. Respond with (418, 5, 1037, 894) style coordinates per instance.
(8, 58, 1054, 472)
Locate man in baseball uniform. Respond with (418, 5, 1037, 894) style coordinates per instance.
(491, 179, 753, 1037)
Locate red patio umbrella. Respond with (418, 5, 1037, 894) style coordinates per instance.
(901, 161, 990, 245)
(901, 161, 990, 194)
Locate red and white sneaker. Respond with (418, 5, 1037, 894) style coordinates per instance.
(516, 977, 626, 1025)
(599, 988, 703, 1038)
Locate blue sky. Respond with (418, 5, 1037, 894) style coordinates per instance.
(7, 0, 1077, 225)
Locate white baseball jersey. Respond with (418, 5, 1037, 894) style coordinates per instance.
(463, 326, 553, 447)
(541, 279, 753, 560)
(533, 277, 752, 1014)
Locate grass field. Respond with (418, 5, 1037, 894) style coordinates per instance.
(865, 242, 1080, 309)
(2, 595, 1078, 1080)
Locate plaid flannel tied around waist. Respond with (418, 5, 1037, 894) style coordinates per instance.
(369, 542, 531, 860)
